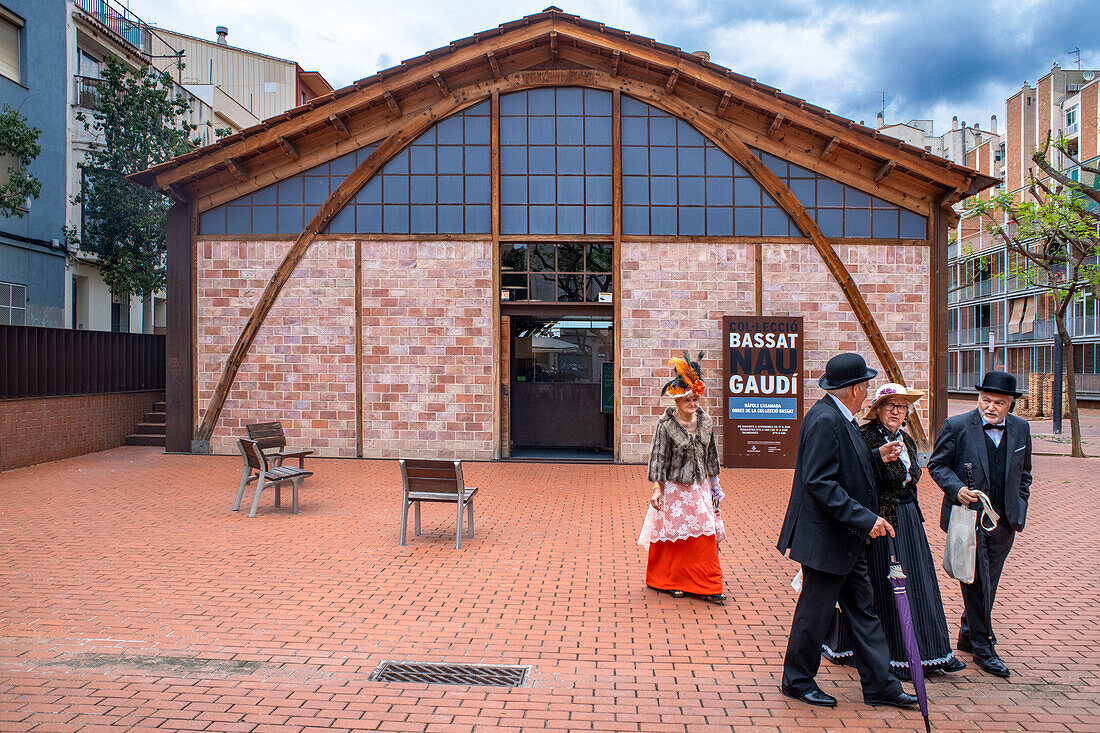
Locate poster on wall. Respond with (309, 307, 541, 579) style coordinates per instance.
(721, 315, 804, 469)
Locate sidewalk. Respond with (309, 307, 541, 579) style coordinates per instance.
(1, 447, 1098, 732)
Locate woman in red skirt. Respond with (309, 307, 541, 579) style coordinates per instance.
(638, 351, 726, 604)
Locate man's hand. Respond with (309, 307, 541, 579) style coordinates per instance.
(878, 440, 903, 462)
(869, 516, 895, 538)
(957, 487, 980, 504)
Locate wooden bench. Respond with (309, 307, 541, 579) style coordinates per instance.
(245, 421, 314, 469)
(234, 438, 313, 518)
(399, 459, 478, 549)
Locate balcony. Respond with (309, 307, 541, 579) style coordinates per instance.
(74, 75, 100, 110)
(1063, 122, 1080, 136)
(74, 0, 155, 56)
(1007, 318, 1057, 343)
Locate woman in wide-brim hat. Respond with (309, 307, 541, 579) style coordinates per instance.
(823, 383, 967, 678)
(637, 351, 726, 604)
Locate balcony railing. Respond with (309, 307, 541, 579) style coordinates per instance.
(74, 75, 100, 110)
(74, 0, 154, 54)
(1007, 319, 1057, 343)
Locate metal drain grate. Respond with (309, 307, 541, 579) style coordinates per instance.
(369, 661, 529, 687)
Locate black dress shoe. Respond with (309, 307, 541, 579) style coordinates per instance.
(957, 636, 974, 653)
(864, 691, 919, 708)
(940, 656, 967, 673)
(781, 686, 837, 707)
(975, 654, 1011, 678)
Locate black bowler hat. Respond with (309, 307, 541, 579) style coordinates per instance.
(975, 370, 1022, 398)
(818, 353, 878, 390)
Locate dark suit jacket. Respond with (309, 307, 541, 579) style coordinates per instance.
(777, 396, 881, 575)
(928, 408, 1032, 533)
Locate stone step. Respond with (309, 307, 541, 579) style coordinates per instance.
(132, 422, 166, 435)
(152, 402, 166, 412)
(125, 434, 165, 446)
(143, 411, 166, 424)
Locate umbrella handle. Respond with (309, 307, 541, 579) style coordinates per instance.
(886, 535, 899, 563)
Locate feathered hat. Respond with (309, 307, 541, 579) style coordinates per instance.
(662, 351, 706, 399)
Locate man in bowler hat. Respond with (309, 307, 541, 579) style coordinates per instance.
(778, 353, 917, 708)
(928, 370, 1032, 678)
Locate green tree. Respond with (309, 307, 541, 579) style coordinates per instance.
(74, 55, 197, 330)
(0, 104, 42, 218)
(965, 133, 1100, 458)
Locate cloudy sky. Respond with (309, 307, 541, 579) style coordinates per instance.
(122, 0, 1098, 137)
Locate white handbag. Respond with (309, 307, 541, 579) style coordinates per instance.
(942, 490, 999, 584)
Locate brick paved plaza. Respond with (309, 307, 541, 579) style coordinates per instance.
(2, 446, 1098, 732)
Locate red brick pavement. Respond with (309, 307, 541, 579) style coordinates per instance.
(1, 448, 1098, 732)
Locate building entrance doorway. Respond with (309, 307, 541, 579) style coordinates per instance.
(509, 316, 613, 459)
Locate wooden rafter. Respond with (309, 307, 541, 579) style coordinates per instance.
(937, 187, 961, 209)
(549, 31, 558, 59)
(226, 158, 248, 181)
(665, 68, 679, 94)
(383, 91, 401, 116)
(328, 114, 350, 139)
(766, 112, 785, 139)
(717, 91, 732, 116)
(433, 71, 450, 97)
(819, 136, 839, 160)
(276, 136, 299, 160)
(486, 50, 502, 79)
(166, 183, 188, 204)
(874, 159, 896, 183)
(609, 49, 621, 77)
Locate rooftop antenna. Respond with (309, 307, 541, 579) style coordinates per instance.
(1068, 47, 1082, 69)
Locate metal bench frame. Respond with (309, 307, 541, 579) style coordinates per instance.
(235, 438, 313, 517)
(399, 459, 478, 548)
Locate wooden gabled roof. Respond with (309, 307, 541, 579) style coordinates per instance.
(133, 7, 996, 213)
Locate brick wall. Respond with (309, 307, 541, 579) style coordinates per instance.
(360, 240, 495, 460)
(197, 240, 358, 457)
(0, 391, 161, 472)
(1082, 83, 1098, 163)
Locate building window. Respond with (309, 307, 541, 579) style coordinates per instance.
(0, 7, 22, 84)
(0, 281, 27, 325)
(500, 242, 612, 303)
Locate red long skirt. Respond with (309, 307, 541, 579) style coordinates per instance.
(645, 533, 723, 595)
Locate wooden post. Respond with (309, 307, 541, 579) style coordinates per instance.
(491, 91, 502, 459)
(355, 238, 363, 458)
(930, 206, 949, 447)
(165, 200, 194, 453)
(612, 89, 623, 462)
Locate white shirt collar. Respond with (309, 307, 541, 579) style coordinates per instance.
(828, 393, 855, 422)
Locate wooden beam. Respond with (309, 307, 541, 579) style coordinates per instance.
(665, 68, 679, 94)
(937, 187, 961, 209)
(609, 49, 621, 77)
(164, 201, 193, 453)
(717, 91, 732, 116)
(166, 184, 188, 204)
(549, 31, 558, 59)
(354, 238, 363, 458)
(819, 136, 839, 160)
(766, 112, 785, 139)
(226, 158, 248, 181)
(327, 114, 350, 139)
(276, 136, 299, 160)
(486, 50, 501, 79)
(383, 91, 401, 117)
(432, 71, 450, 97)
(873, 159, 896, 183)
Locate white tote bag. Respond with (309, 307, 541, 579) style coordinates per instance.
(942, 490, 998, 584)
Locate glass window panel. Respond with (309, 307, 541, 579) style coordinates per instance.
(436, 146, 463, 175)
(844, 208, 871, 237)
(585, 206, 612, 235)
(501, 205, 526, 233)
(818, 179, 843, 207)
(201, 209, 226, 235)
(845, 187, 870, 208)
(434, 205, 462, 234)
(676, 120, 706, 147)
(558, 273, 584, 302)
(585, 176, 612, 205)
(464, 204, 490, 233)
(584, 88, 612, 115)
(733, 162, 750, 178)
(706, 177, 733, 206)
(556, 87, 584, 115)
(557, 243, 583, 272)
(226, 206, 250, 233)
(528, 205, 555, 234)
(410, 205, 436, 233)
(584, 116, 612, 143)
(500, 243, 528, 271)
(623, 206, 649, 235)
(531, 273, 557, 300)
(734, 207, 761, 235)
(556, 117, 583, 141)
(678, 177, 705, 204)
(253, 206, 276, 232)
(706, 207, 733, 235)
(586, 274, 613, 302)
(678, 146, 705, 175)
(651, 177, 677, 206)
(502, 273, 528, 301)
(303, 176, 329, 205)
(621, 146, 648, 175)
(763, 207, 790, 236)
(435, 115, 464, 144)
(437, 175, 463, 204)
(788, 161, 814, 178)
(387, 149, 410, 174)
(410, 176, 436, 204)
(465, 176, 490, 205)
(558, 146, 584, 175)
(303, 204, 319, 223)
(872, 210, 899, 238)
(416, 127, 435, 145)
(252, 185, 277, 205)
(383, 204, 410, 233)
(651, 207, 677, 236)
(501, 145, 527, 175)
(501, 117, 526, 145)
(734, 178, 761, 206)
(357, 205, 381, 232)
(500, 92, 525, 116)
(900, 210, 926, 238)
(501, 176, 527, 205)
(557, 177, 584, 205)
(356, 177, 382, 204)
(705, 146, 733, 177)
(761, 152, 787, 177)
(586, 244, 613, 272)
(872, 195, 895, 209)
(622, 117, 648, 146)
(529, 176, 556, 205)
(330, 152, 356, 175)
(585, 146, 612, 176)
(464, 115, 489, 144)
(790, 178, 816, 207)
(621, 95, 648, 116)
(531, 243, 556, 271)
(529, 146, 556, 175)
(409, 146, 436, 174)
(816, 208, 843, 237)
(679, 207, 705, 236)
(328, 205, 355, 234)
(528, 116, 556, 145)
(528, 87, 555, 114)
(382, 175, 409, 204)
(650, 147, 677, 175)
(650, 116, 677, 145)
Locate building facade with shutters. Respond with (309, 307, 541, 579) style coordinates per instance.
(134, 9, 994, 461)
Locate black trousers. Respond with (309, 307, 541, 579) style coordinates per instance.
(783, 552, 902, 697)
(959, 518, 1015, 657)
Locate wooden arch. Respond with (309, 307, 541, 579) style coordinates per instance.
(195, 69, 927, 444)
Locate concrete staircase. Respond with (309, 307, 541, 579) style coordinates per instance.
(125, 398, 166, 447)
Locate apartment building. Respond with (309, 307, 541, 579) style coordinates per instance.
(948, 63, 1100, 400)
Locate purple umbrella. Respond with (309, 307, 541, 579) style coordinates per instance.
(887, 536, 931, 732)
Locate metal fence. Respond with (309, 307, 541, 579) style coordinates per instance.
(0, 325, 164, 399)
